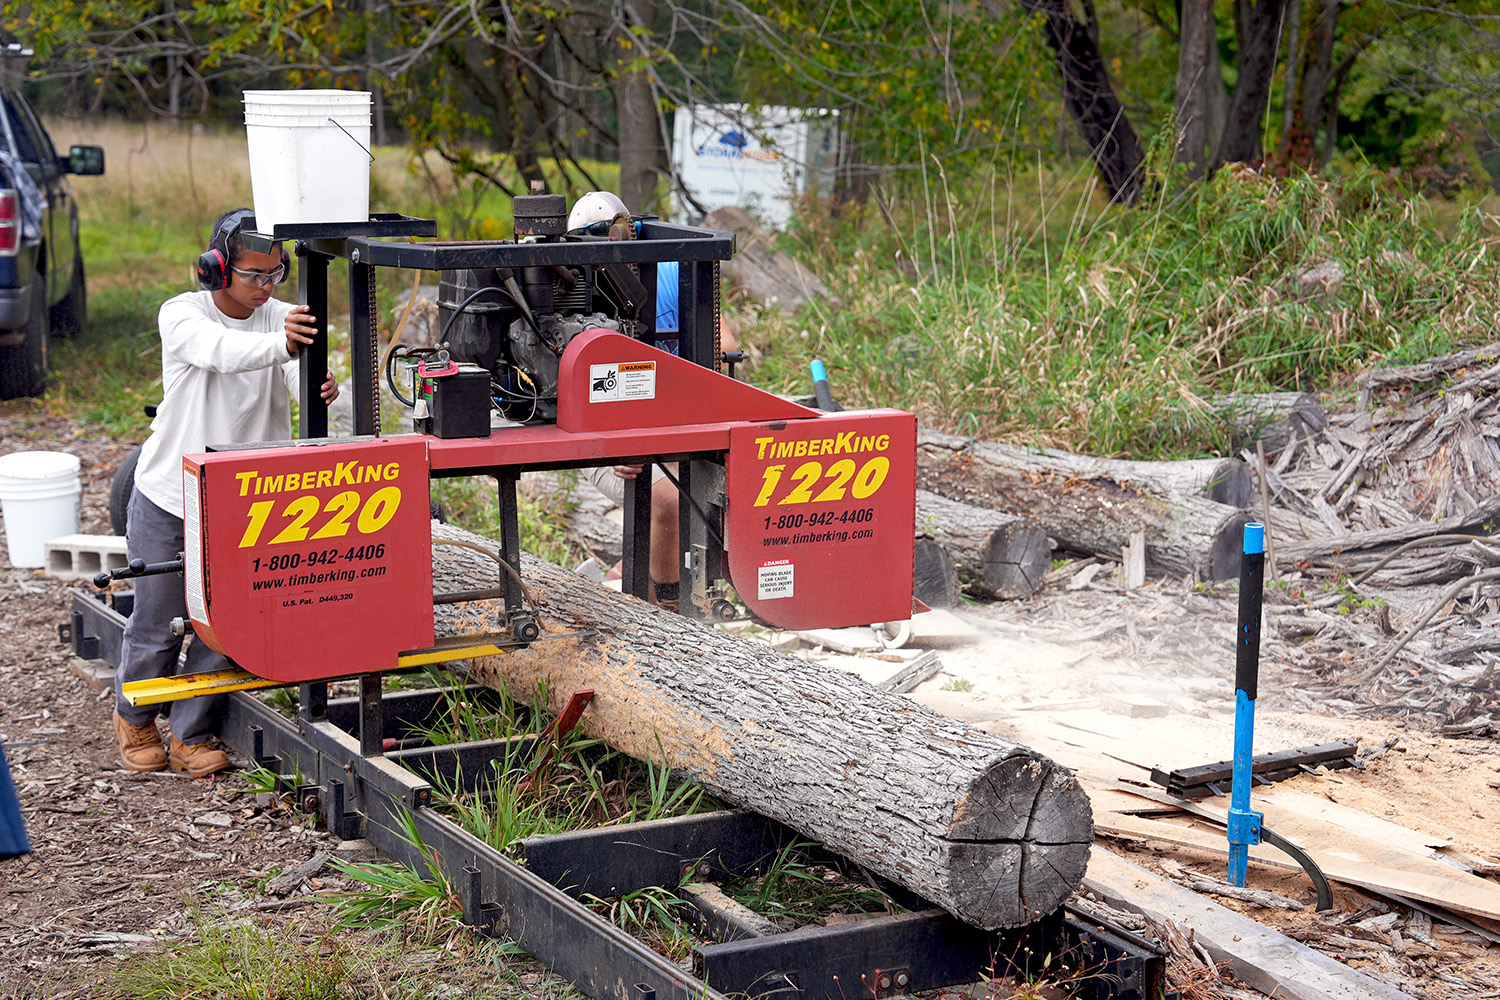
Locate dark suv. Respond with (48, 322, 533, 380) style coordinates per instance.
(0, 44, 104, 400)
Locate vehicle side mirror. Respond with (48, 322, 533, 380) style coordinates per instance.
(67, 145, 104, 176)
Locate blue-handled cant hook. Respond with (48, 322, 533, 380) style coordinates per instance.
(1228, 522, 1266, 886)
(809, 360, 844, 412)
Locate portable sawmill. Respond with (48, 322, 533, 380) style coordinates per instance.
(110, 194, 917, 688)
(67, 199, 1164, 1000)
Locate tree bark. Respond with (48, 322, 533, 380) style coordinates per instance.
(1211, 391, 1327, 454)
(916, 490, 1051, 599)
(431, 522, 1094, 930)
(1284, 0, 1340, 167)
(1008, 0, 1144, 204)
(1174, 0, 1219, 174)
(1218, 0, 1292, 166)
(616, 0, 660, 214)
(917, 431, 1255, 580)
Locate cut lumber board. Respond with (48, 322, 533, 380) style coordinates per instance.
(1092, 806, 1500, 922)
(1084, 847, 1419, 1000)
(431, 522, 1094, 929)
(915, 490, 1049, 598)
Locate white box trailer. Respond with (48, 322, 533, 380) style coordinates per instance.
(670, 105, 838, 228)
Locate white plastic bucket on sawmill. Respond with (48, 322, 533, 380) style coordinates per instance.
(0, 451, 81, 568)
(243, 90, 372, 233)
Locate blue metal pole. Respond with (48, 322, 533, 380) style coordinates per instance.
(1227, 523, 1266, 886)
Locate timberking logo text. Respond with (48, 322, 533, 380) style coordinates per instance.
(751, 432, 891, 508)
(754, 432, 889, 461)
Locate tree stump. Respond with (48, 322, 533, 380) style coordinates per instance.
(430, 522, 1093, 930)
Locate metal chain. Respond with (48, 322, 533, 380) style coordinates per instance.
(365, 263, 380, 433)
(712, 260, 722, 372)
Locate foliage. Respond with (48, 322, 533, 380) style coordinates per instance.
(98, 905, 574, 1000)
(415, 675, 718, 854)
(746, 160, 1500, 457)
(729, 0, 1058, 178)
(724, 840, 901, 924)
(431, 473, 583, 569)
(581, 884, 696, 963)
(331, 807, 467, 942)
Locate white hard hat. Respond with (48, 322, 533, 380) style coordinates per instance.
(568, 191, 629, 230)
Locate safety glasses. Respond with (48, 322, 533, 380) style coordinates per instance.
(230, 264, 286, 287)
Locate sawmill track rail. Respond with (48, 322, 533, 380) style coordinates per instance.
(65, 587, 1164, 1000)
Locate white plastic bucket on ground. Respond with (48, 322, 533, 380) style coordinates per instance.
(244, 90, 372, 233)
(0, 451, 81, 568)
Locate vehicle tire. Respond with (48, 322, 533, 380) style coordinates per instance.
(109, 445, 142, 537)
(49, 254, 86, 337)
(0, 279, 49, 400)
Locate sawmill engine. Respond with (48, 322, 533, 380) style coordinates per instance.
(435, 190, 664, 423)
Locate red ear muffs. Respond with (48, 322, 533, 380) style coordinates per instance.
(196, 210, 291, 291)
(196, 247, 230, 290)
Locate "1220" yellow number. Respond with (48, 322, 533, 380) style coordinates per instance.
(238, 487, 402, 548)
(754, 457, 889, 507)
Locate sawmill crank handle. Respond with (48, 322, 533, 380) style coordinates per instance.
(94, 555, 185, 590)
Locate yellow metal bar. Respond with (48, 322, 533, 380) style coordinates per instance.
(397, 643, 519, 668)
(122, 666, 281, 706)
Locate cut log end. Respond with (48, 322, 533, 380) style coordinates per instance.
(1208, 510, 1258, 580)
(945, 754, 1094, 928)
(982, 522, 1052, 599)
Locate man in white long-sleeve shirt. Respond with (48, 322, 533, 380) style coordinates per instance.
(114, 209, 339, 777)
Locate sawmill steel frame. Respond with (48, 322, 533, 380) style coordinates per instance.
(65, 588, 1165, 1000)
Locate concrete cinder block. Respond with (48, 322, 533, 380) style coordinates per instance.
(44, 534, 128, 580)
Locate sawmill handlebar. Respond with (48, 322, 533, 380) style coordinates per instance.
(94, 556, 185, 590)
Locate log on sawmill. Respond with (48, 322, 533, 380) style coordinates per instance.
(916, 490, 1049, 599)
(917, 429, 1254, 508)
(917, 430, 1254, 580)
(430, 522, 1093, 930)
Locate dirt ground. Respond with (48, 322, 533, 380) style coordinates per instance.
(5, 407, 1499, 999)
(0, 411, 582, 999)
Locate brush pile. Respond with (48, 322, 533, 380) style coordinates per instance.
(1243, 342, 1500, 729)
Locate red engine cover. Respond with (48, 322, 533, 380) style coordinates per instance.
(184, 437, 434, 681)
(725, 410, 916, 630)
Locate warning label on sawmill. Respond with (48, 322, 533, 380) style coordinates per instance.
(757, 559, 794, 600)
(589, 361, 656, 403)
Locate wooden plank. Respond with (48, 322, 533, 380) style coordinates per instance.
(1084, 847, 1419, 1000)
(1092, 807, 1500, 922)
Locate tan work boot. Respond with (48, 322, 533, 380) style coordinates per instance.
(115, 712, 167, 773)
(168, 737, 232, 778)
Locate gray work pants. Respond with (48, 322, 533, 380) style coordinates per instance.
(114, 489, 224, 745)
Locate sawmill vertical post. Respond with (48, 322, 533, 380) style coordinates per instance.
(496, 471, 525, 613)
(295, 243, 330, 440)
(622, 475, 653, 601)
(1227, 522, 1266, 886)
(349, 256, 379, 435)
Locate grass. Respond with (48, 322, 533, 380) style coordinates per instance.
(413, 675, 718, 854)
(90, 908, 578, 1000)
(746, 161, 1500, 458)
